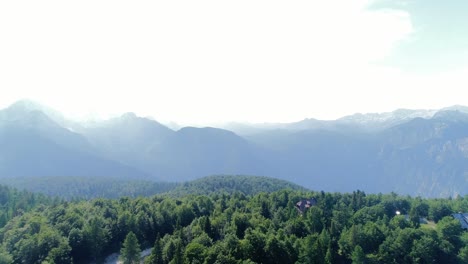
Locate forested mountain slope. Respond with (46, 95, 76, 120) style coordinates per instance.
(0, 184, 53, 229)
(167, 175, 308, 196)
(0, 175, 306, 200)
(0, 176, 178, 200)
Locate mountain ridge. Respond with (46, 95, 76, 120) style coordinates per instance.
(1, 100, 468, 197)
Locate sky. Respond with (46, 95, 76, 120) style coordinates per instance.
(1, 0, 468, 125)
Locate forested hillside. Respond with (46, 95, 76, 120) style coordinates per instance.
(0, 187, 467, 263)
(167, 175, 307, 196)
(0, 185, 54, 228)
(0, 175, 304, 200)
(0, 177, 177, 200)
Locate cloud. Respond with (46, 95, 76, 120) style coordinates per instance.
(0, 1, 431, 123)
(371, 0, 468, 72)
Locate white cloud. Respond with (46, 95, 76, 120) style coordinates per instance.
(2, 0, 459, 124)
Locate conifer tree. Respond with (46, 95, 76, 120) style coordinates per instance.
(145, 233, 163, 264)
(121, 232, 140, 264)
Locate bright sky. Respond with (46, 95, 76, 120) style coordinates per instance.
(1, 0, 468, 124)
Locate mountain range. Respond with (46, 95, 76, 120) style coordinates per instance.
(1, 100, 467, 197)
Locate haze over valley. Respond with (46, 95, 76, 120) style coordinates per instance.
(1, 100, 467, 198)
(2, 1, 468, 263)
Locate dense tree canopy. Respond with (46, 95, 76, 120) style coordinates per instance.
(168, 175, 307, 197)
(0, 184, 53, 228)
(0, 175, 306, 201)
(0, 177, 177, 200)
(0, 184, 466, 263)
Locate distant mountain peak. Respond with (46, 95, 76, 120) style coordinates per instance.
(1, 100, 54, 125)
(433, 109, 468, 121)
(442, 105, 468, 113)
(110, 112, 172, 132)
(4, 99, 69, 127)
(121, 112, 138, 119)
(6, 99, 46, 113)
(177, 126, 238, 137)
(339, 108, 437, 124)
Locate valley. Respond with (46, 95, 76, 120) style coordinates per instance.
(1, 100, 468, 198)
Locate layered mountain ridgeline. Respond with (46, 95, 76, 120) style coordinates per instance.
(2, 100, 468, 197)
(0, 101, 148, 179)
(246, 113, 468, 197)
(0, 186, 467, 263)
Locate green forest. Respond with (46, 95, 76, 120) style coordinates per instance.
(0, 175, 306, 200)
(0, 179, 467, 264)
(0, 177, 178, 200)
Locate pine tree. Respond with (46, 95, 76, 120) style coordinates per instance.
(145, 234, 163, 264)
(203, 217, 213, 238)
(351, 245, 366, 264)
(325, 242, 334, 264)
(170, 241, 183, 264)
(121, 232, 141, 264)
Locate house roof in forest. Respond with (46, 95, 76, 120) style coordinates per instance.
(295, 198, 317, 213)
(452, 213, 468, 230)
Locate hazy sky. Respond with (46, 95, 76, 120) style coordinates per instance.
(1, 0, 467, 124)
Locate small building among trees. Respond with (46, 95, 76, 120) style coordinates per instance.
(452, 213, 468, 230)
(295, 198, 317, 214)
